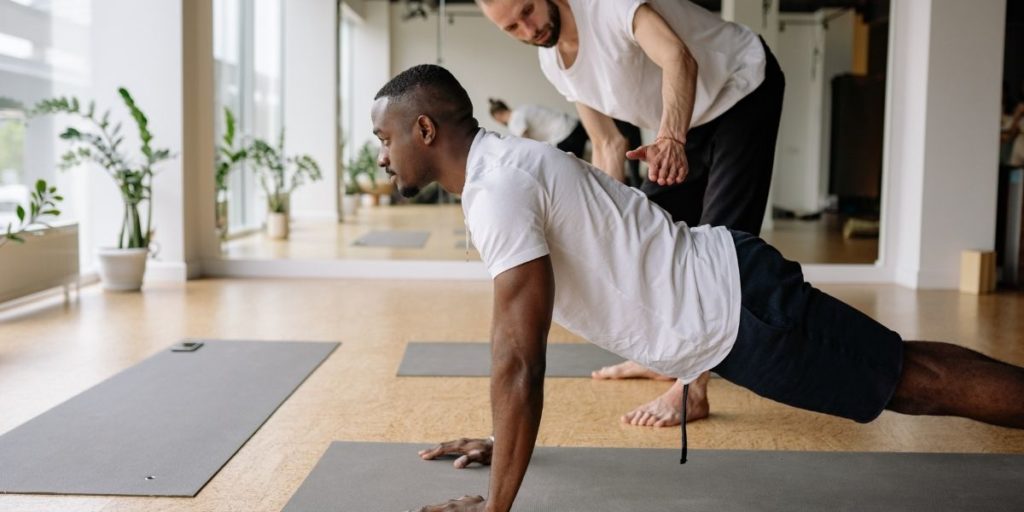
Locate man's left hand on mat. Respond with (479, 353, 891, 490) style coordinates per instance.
(407, 494, 485, 512)
(418, 438, 493, 469)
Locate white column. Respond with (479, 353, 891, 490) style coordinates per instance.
(284, 0, 339, 222)
(887, 0, 1005, 289)
(183, 0, 218, 274)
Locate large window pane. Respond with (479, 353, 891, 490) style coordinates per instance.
(214, 0, 283, 236)
(0, 0, 89, 251)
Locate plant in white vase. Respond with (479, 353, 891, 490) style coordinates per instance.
(32, 88, 173, 291)
(248, 131, 322, 240)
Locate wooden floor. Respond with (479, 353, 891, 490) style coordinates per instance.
(222, 205, 481, 262)
(222, 205, 877, 264)
(0, 279, 1021, 511)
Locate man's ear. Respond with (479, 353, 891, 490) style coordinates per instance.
(416, 115, 436, 145)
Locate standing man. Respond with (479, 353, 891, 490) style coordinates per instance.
(477, 0, 785, 427)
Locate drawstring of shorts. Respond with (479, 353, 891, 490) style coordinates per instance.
(680, 383, 689, 464)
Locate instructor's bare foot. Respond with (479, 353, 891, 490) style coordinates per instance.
(621, 373, 711, 427)
(591, 361, 674, 381)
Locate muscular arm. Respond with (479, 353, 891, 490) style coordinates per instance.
(485, 256, 555, 512)
(627, 4, 698, 185)
(576, 102, 628, 182)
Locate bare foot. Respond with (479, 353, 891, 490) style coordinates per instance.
(621, 373, 711, 427)
(591, 360, 674, 381)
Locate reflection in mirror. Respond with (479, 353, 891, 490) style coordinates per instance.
(759, 3, 889, 264)
(219, 0, 889, 266)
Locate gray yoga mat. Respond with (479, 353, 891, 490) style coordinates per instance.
(283, 442, 1024, 512)
(397, 342, 625, 377)
(352, 230, 430, 248)
(0, 340, 338, 496)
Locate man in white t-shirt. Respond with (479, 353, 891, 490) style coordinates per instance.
(488, 98, 646, 185)
(373, 65, 1024, 512)
(488, 98, 588, 157)
(477, 0, 786, 427)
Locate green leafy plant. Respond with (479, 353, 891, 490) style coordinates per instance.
(248, 131, 322, 214)
(32, 88, 173, 249)
(215, 107, 247, 194)
(346, 141, 379, 194)
(1, 179, 62, 248)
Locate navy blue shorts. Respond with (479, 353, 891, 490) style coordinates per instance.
(712, 231, 904, 423)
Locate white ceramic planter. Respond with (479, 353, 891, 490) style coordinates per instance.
(267, 212, 289, 239)
(96, 247, 149, 292)
(341, 194, 358, 218)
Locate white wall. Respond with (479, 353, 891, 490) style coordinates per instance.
(773, 15, 819, 213)
(888, 0, 1005, 289)
(772, 10, 853, 215)
(90, 0, 187, 280)
(284, 0, 339, 221)
(346, 0, 393, 160)
(388, 4, 574, 135)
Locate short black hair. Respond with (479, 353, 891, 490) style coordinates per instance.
(488, 98, 510, 116)
(375, 64, 477, 129)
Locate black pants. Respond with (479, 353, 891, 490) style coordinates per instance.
(556, 121, 589, 159)
(714, 230, 903, 422)
(641, 38, 785, 235)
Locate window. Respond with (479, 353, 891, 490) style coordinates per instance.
(0, 0, 90, 233)
(214, 0, 283, 235)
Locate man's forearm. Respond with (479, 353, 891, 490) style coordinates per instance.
(485, 361, 544, 512)
(592, 137, 627, 182)
(658, 51, 698, 141)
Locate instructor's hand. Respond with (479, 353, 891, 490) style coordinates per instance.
(625, 136, 688, 186)
(407, 494, 486, 512)
(418, 437, 493, 469)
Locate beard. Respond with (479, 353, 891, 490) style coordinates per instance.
(530, 0, 561, 48)
(399, 185, 421, 198)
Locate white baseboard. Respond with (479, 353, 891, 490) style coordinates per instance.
(289, 210, 340, 222)
(145, 260, 190, 282)
(893, 264, 959, 290)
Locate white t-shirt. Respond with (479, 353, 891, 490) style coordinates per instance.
(462, 130, 741, 383)
(538, 0, 766, 130)
(507, 104, 578, 145)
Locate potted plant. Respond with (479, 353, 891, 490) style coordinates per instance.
(348, 141, 392, 206)
(1, 179, 62, 248)
(343, 141, 379, 218)
(32, 88, 173, 291)
(247, 131, 322, 240)
(214, 107, 246, 240)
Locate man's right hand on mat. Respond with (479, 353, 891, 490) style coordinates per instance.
(417, 438, 493, 468)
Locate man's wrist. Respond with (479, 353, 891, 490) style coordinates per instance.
(655, 135, 686, 146)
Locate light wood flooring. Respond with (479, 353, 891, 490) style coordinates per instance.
(222, 205, 877, 264)
(0, 279, 1021, 511)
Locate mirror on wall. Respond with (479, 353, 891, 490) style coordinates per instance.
(758, 2, 889, 265)
(219, 0, 890, 267)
